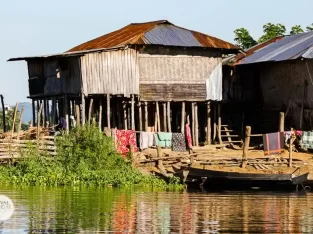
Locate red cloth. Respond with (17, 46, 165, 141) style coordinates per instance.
(185, 124, 192, 149)
(115, 130, 138, 155)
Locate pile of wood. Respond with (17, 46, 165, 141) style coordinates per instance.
(0, 126, 52, 140)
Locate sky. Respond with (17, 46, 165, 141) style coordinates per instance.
(1, 0, 313, 104)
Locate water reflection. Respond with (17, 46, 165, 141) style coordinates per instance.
(0, 186, 313, 233)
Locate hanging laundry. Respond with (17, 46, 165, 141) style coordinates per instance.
(115, 130, 138, 155)
(172, 133, 187, 152)
(300, 131, 313, 150)
(263, 132, 284, 156)
(185, 124, 192, 149)
(284, 131, 292, 143)
(139, 132, 155, 150)
(154, 132, 172, 148)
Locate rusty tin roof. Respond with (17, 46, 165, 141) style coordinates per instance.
(67, 20, 238, 52)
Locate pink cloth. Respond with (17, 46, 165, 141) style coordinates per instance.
(115, 130, 138, 155)
(185, 124, 192, 149)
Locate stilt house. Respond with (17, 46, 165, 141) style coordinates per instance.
(8, 20, 238, 145)
(227, 31, 313, 133)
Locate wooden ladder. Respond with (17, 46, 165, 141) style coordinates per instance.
(221, 124, 243, 147)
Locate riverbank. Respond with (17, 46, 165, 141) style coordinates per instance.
(0, 126, 183, 189)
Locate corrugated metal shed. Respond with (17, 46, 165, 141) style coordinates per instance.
(239, 31, 313, 65)
(67, 20, 238, 52)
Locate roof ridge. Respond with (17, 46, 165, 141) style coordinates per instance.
(130, 20, 170, 25)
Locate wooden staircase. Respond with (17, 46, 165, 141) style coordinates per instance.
(220, 124, 243, 147)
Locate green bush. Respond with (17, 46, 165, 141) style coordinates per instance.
(0, 125, 182, 189)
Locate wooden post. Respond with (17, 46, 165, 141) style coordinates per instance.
(64, 95, 69, 134)
(242, 126, 251, 168)
(37, 103, 43, 139)
(154, 104, 158, 132)
(167, 101, 171, 132)
(156, 101, 160, 132)
(98, 98, 102, 131)
(41, 100, 45, 127)
(11, 102, 19, 135)
(32, 99, 35, 127)
(47, 99, 50, 126)
(163, 103, 167, 132)
(279, 112, 285, 132)
(217, 103, 222, 144)
(17, 107, 24, 140)
(207, 101, 211, 145)
(0, 95, 6, 132)
(51, 98, 55, 128)
(213, 103, 217, 141)
(138, 102, 142, 132)
(195, 102, 199, 146)
(181, 102, 185, 134)
(123, 101, 127, 130)
(289, 136, 293, 168)
(75, 101, 80, 127)
(88, 98, 93, 124)
(191, 102, 195, 146)
(117, 102, 122, 129)
(107, 94, 111, 129)
(131, 95, 135, 130)
(81, 94, 86, 125)
(144, 102, 148, 131)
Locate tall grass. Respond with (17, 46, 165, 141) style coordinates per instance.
(0, 125, 182, 188)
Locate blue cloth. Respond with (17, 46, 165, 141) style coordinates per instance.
(154, 132, 172, 148)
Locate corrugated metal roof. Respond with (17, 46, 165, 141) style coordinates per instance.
(239, 31, 313, 65)
(67, 20, 238, 52)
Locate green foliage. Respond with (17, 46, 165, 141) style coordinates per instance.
(234, 28, 257, 49)
(258, 23, 286, 43)
(307, 23, 313, 32)
(0, 125, 183, 189)
(290, 25, 304, 35)
(234, 23, 312, 50)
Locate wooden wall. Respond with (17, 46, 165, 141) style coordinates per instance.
(80, 48, 140, 97)
(138, 47, 222, 101)
(27, 57, 81, 97)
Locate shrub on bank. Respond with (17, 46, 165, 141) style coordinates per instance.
(0, 125, 182, 188)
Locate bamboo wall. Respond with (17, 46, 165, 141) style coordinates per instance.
(80, 48, 140, 97)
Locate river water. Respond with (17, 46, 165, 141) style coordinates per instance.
(1, 186, 313, 233)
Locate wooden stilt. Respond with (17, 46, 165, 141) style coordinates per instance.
(64, 95, 69, 134)
(11, 102, 19, 135)
(32, 99, 35, 127)
(191, 102, 195, 146)
(279, 112, 285, 132)
(217, 103, 222, 144)
(117, 101, 122, 129)
(195, 102, 199, 146)
(43, 99, 47, 126)
(88, 98, 93, 124)
(75, 101, 80, 127)
(37, 103, 43, 139)
(213, 103, 216, 141)
(207, 101, 211, 145)
(52, 98, 56, 128)
(162, 103, 167, 132)
(17, 107, 24, 140)
(154, 103, 158, 132)
(107, 94, 111, 129)
(41, 100, 45, 127)
(131, 95, 135, 130)
(138, 102, 142, 132)
(144, 102, 148, 131)
(181, 102, 185, 134)
(81, 94, 86, 125)
(123, 101, 127, 130)
(242, 126, 251, 168)
(112, 100, 116, 128)
(99, 98, 103, 131)
(156, 101, 160, 132)
(47, 99, 50, 126)
(167, 101, 171, 132)
(0, 95, 6, 132)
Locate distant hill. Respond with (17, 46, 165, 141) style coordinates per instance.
(0, 102, 33, 123)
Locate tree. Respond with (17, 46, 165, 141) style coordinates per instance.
(307, 24, 313, 31)
(258, 23, 286, 43)
(234, 28, 257, 50)
(290, 25, 304, 35)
